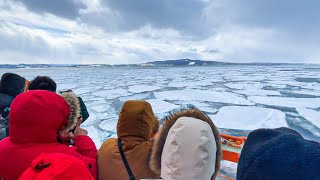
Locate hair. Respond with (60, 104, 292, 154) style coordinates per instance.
(29, 76, 57, 92)
(0, 73, 26, 97)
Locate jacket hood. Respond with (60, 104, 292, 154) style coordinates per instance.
(117, 100, 159, 141)
(237, 127, 320, 180)
(150, 107, 222, 179)
(9, 90, 80, 144)
(59, 91, 81, 133)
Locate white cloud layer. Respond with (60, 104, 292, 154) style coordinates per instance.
(0, 0, 319, 64)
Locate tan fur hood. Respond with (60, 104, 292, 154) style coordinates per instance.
(150, 107, 222, 179)
(59, 92, 81, 132)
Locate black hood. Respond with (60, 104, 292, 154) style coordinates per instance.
(0, 73, 27, 97)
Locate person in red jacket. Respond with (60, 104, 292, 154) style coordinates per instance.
(0, 90, 97, 180)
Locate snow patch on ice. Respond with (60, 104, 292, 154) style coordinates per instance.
(296, 108, 320, 129)
(248, 96, 320, 108)
(214, 106, 287, 130)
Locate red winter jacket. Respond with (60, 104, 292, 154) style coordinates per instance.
(0, 90, 97, 180)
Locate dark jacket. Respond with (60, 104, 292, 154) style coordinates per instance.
(0, 93, 14, 140)
(237, 127, 320, 180)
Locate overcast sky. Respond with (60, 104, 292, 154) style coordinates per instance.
(0, 0, 319, 64)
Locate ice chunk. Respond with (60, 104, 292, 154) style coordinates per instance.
(214, 106, 287, 130)
(119, 93, 150, 102)
(198, 107, 218, 114)
(167, 82, 188, 88)
(155, 90, 255, 105)
(81, 111, 98, 126)
(173, 100, 211, 107)
(225, 83, 265, 90)
(293, 90, 320, 96)
(99, 119, 118, 132)
(83, 126, 102, 148)
(296, 108, 320, 129)
(147, 99, 180, 113)
(248, 96, 320, 108)
(128, 85, 161, 93)
(91, 104, 110, 113)
(234, 89, 281, 96)
(73, 87, 95, 95)
(92, 89, 131, 99)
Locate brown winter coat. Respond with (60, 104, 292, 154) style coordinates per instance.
(98, 100, 160, 180)
(149, 107, 222, 180)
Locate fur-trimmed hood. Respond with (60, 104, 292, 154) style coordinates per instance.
(59, 91, 81, 132)
(150, 107, 222, 180)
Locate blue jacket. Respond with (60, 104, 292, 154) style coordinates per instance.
(237, 127, 320, 180)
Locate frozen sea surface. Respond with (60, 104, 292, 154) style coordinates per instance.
(2, 65, 320, 178)
(213, 106, 287, 130)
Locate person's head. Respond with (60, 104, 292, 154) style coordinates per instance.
(237, 127, 320, 180)
(29, 76, 57, 92)
(117, 100, 159, 141)
(9, 90, 80, 144)
(19, 153, 94, 180)
(0, 73, 29, 97)
(150, 107, 222, 180)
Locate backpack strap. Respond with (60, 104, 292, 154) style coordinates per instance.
(118, 139, 136, 180)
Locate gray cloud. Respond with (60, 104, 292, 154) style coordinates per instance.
(14, 0, 87, 19)
(100, 0, 210, 36)
(1, 0, 320, 64)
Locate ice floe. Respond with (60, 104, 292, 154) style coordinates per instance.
(82, 126, 102, 148)
(296, 108, 320, 129)
(91, 104, 110, 113)
(292, 90, 320, 96)
(248, 96, 320, 108)
(213, 106, 287, 130)
(99, 119, 118, 132)
(155, 90, 255, 105)
(147, 99, 180, 113)
(118, 93, 150, 102)
(91, 89, 131, 99)
(234, 89, 281, 96)
(128, 85, 161, 93)
(225, 83, 265, 90)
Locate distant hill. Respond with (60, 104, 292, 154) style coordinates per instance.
(139, 59, 229, 66)
(0, 59, 306, 69)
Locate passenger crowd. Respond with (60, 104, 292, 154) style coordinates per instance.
(0, 73, 319, 180)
